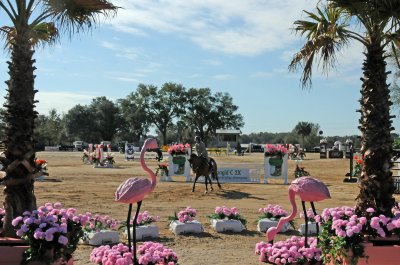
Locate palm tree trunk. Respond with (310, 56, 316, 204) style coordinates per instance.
(356, 36, 395, 216)
(2, 28, 38, 237)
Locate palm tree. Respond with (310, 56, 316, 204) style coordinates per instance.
(289, 0, 400, 216)
(294, 121, 312, 149)
(0, 0, 117, 237)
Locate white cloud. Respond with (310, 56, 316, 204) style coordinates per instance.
(100, 41, 141, 61)
(35, 92, 95, 114)
(213, 74, 234, 80)
(109, 0, 316, 56)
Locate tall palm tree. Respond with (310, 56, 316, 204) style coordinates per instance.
(0, 0, 117, 237)
(294, 121, 312, 149)
(289, 0, 400, 216)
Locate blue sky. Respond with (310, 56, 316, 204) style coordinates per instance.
(0, 0, 399, 137)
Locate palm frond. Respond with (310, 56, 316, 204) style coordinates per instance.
(289, 3, 351, 88)
(43, 0, 119, 36)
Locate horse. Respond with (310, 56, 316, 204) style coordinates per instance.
(188, 153, 222, 193)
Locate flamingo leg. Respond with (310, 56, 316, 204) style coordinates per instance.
(132, 201, 142, 265)
(310, 201, 320, 244)
(301, 201, 309, 248)
(127, 203, 133, 252)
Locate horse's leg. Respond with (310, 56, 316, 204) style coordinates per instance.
(192, 175, 199, 192)
(204, 174, 209, 194)
(214, 168, 222, 189)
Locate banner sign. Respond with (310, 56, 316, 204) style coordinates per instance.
(216, 167, 254, 183)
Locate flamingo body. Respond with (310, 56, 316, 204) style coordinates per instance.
(115, 178, 152, 203)
(266, 176, 330, 245)
(290, 176, 331, 202)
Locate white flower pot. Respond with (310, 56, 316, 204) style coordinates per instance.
(210, 219, 245, 233)
(83, 230, 119, 246)
(169, 220, 203, 235)
(257, 218, 291, 233)
(125, 225, 159, 240)
(298, 222, 319, 235)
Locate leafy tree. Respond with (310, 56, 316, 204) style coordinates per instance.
(289, 1, 399, 216)
(34, 109, 64, 146)
(294, 122, 312, 148)
(118, 84, 154, 143)
(64, 104, 99, 143)
(0, 0, 117, 236)
(182, 88, 244, 145)
(89, 97, 121, 142)
(148, 82, 186, 145)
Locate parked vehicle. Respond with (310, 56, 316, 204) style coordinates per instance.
(73, 141, 88, 151)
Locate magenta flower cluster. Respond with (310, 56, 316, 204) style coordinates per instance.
(83, 212, 120, 233)
(177, 206, 197, 223)
(135, 211, 160, 226)
(12, 202, 86, 262)
(90, 242, 178, 265)
(264, 144, 288, 157)
(167, 143, 190, 156)
(214, 206, 240, 219)
(258, 204, 289, 220)
(255, 236, 321, 265)
(138, 241, 178, 265)
(90, 243, 133, 265)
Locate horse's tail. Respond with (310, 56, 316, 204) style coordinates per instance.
(210, 158, 217, 180)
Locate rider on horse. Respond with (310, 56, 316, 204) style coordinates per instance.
(194, 136, 212, 169)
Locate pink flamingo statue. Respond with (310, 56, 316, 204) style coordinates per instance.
(115, 138, 159, 265)
(266, 176, 330, 247)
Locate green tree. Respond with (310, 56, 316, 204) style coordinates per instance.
(0, 0, 117, 236)
(118, 84, 154, 143)
(289, 1, 399, 216)
(149, 82, 186, 145)
(89, 97, 122, 142)
(64, 104, 99, 143)
(34, 109, 64, 146)
(294, 122, 312, 149)
(183, 88, 244, 145)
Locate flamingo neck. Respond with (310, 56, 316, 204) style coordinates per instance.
(271, 189, 297, 239)
(140, 142, 157, 190)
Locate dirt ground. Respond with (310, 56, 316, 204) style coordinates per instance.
(1, 151, 398, 265)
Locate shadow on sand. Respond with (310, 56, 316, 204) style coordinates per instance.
(217, 190, 265, 200)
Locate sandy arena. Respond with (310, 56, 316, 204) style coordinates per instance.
(2, 151, 394, 265)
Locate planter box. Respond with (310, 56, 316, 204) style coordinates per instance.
(298, 222, 319, 235)
(210, 219, 245, 233)
(169, 220, 203, 235)
(0, 237, 29, 264)
(125, 225, 159, 240)
(82, 230, 119, 245)
(257, 218, 291, 233)
(329, 242, 400, 265)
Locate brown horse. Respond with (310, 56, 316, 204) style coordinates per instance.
(188, 154, 222, 193)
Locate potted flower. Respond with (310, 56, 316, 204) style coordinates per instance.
(123, 211, 160, 241)
(353, 155, 363, 178)
(257, 204, 294, 233)
(81, 213, 120, 246)
(264, 144, 289, 182)
(207, 206, 246, 232)
(168, 143, 191, 176)
(168, 206, 203, 235)
(103, 153, 115, 167)
(299, 208, 319, 235)
(256, 236, 322, 264)
(90, 241, 179, 265)
(12, 202, 86, 265)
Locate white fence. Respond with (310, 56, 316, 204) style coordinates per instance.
(194, 163, 263, 183)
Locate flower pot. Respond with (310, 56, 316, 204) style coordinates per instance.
(328, 240, 400, 265)
(210, 219, 245, 233)
(298, 222, 319, 235)
(169, 220, 203, 235)
(268, 156, 283, 166)
(257, 218, 291, 233)
(82, 230, 119, 246)
(125, 225, 159, 240)
(0, 237, 29, 264)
